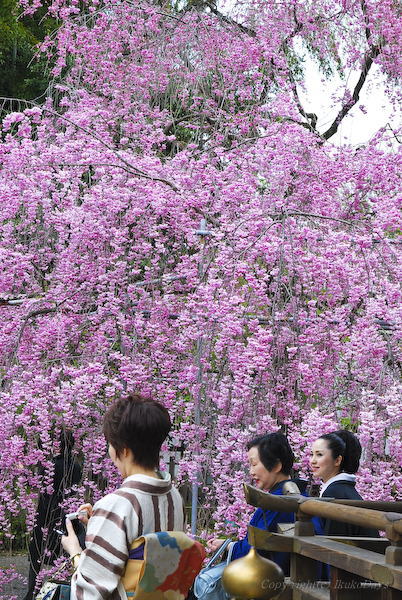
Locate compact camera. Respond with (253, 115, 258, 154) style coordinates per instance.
(54, 510, 87, 537)
(65, 510, 87, 520)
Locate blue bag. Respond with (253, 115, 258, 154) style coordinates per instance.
(193, 539, 232, 600)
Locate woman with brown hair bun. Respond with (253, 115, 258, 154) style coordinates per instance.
(62, 394, 186, 600)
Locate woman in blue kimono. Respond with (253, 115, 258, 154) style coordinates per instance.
(208, 432, 316, 574)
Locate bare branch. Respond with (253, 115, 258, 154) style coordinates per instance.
(0, 98, 180, 192)
(287, 70, 319, 134)
(7, 307, 58, 369)
(51, 162, 178, 189)
(280, 7, 320, 135)
(279, 211, 364, 227)
(384, 123, 402, 144)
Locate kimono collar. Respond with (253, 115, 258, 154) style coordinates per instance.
(319, 473, 356, 497)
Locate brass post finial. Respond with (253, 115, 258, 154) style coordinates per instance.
(222, 547, 284, 600)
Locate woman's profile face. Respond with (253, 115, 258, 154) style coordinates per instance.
(247, 446, 282, 491)
(310, 438, 342, 483)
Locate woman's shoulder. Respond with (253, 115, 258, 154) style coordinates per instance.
(95, 475, 177, 504)
(322, 480, 362, 500)
(93, 488, 127, 510)
(93, 482, 144, 510)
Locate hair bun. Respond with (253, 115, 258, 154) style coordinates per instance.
(333, 429, 362, 474)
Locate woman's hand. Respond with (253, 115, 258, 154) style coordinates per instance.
(61, 519, 82, 557)
(77, 503, 93, 525)
(207, 538, 226, 553)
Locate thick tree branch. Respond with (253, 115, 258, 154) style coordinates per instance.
(207, 6, 256, 38)
(322, 43, 382, 140)
(360, 0, 372, 43)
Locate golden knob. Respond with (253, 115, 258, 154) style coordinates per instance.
(222, 548, 284, 600)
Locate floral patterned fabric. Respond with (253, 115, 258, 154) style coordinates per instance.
(123, 531, 205, 600)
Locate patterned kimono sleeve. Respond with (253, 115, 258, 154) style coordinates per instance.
(71, 493, 138, 600)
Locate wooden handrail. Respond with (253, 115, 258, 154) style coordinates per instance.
(317, 498, 402, 512)
(244, 484, 402, 539)
(244, 484, 402, 513)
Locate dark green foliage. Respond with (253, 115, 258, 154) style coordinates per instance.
(0, 0, 57, 101)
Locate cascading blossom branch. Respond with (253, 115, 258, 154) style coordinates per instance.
(0, 0, 401, 565)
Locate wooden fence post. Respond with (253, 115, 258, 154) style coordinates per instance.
(329, 567, 363, 600)
(290, 513, 319, 600)
(382, 540, 402, 599)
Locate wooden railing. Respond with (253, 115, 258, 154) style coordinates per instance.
(243, 484, 402, 600)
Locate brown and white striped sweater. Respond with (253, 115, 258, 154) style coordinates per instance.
(71, 473, 185, 600)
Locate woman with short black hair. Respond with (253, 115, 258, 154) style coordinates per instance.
(310, 429, 378, 537)
(247, 432, 295, 477)
(208, 431, 316, 574)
